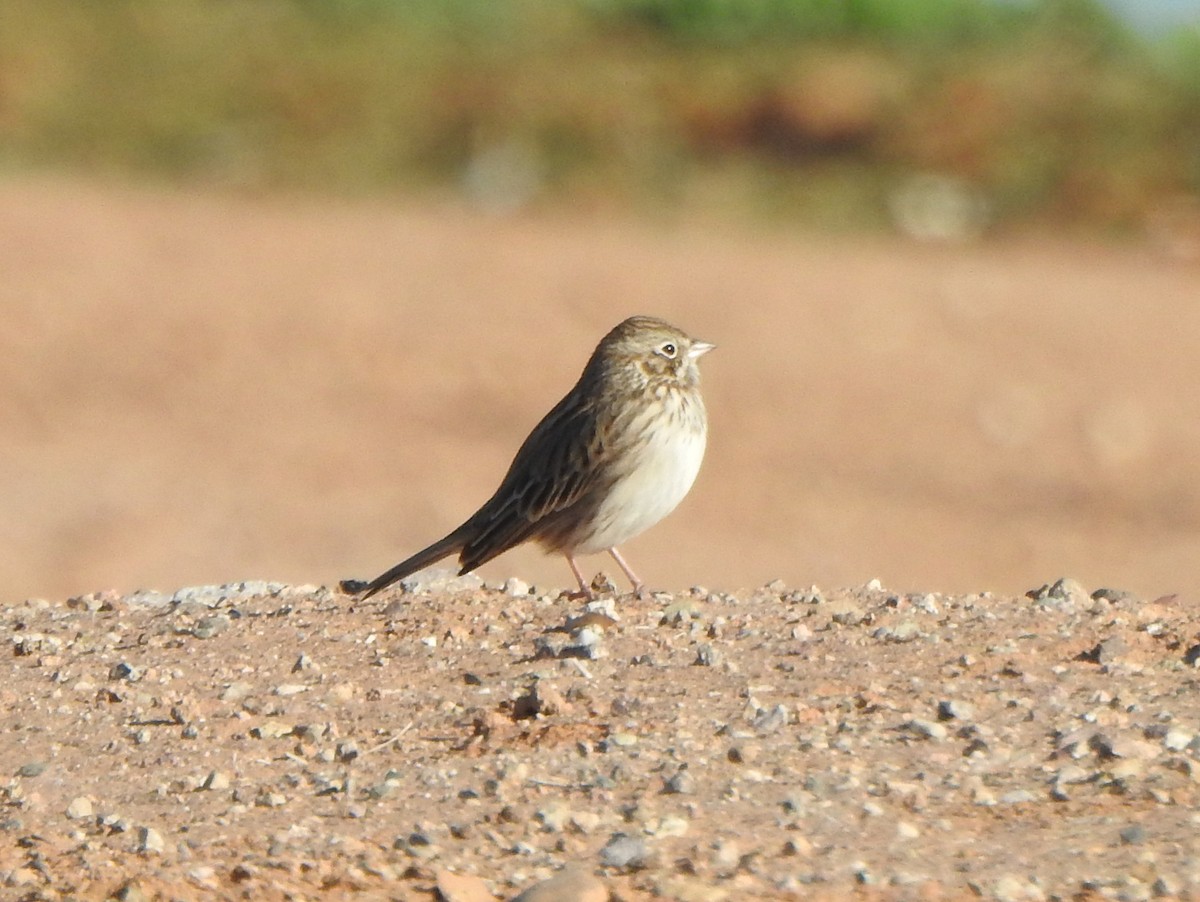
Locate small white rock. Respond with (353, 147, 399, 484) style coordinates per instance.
(1164, 729, 1194, 752)
(502, 577, 530, 596)
(139, 826, 165, 853)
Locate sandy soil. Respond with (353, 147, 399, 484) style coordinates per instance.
(2, 176, 1199, 606)
(3, 577, 1199, 900)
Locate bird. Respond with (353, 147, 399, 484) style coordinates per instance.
(356, 315, 714, 601)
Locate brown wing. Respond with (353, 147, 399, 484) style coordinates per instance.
(458, 386, 606, 573)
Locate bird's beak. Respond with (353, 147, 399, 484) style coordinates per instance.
(689, 341, 716, 359)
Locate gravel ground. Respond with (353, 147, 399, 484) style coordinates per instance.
(4, 573, 1200, 901)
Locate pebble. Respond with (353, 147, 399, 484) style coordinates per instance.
(663, 768, 696, 795)
(569, 810, 601, 834)
(1028, 577, 1088, 611)
(513, 680, 571, 719)
(1091, 733, 1159, 761)
(897, 820, 920, 839)
(501, 577, 530, 597)
(220, 681, 254, 702)
(583, 597, 619, 619)
(904, 719, 948, 741)
(826, 599, 866, 626)
(710, 838, 741, 871)
(1119, 824, 1147, 844)
(191, 614, 230, 639)
(752, 704, 789, 735)
(600, 833, 649, 869)
(250, 721, 292, 740)
(1090, 636, 1130, 666)
(367, 781, 396, 800)
(66, 796, 94, 820)
(782, 837, 812, 857)
(1092, 587, 1137, 605)
(875, 620, 922, 642)
(999, 789, 1037, 805)
(510, 868, 607, 902)
(694, 643, 721, 666)
(790, 623, 813, 641)
(532, 635, 566, 659)
(1184, 644, 1200, 668)
(190, 581, 286, 605)
(650, 815, 689, 837)
(914, 593, 941, 614)
(1163, 729, 1193, 751)
(727, 744, 758, 764)
(138, 826, 165, 854)
(17, 762, 45, 778)
(938, 699, 974, 721)
(435, 868, 494, 902)
(67, 590, 118, 611)
(791, 586, 824, 605)
(114, 882, 151, 902)
(565, 626, 605, 659)
(1053, 764, 1090, 786)
(536, 801, 570, 833)
(108, 662, 143, 682)
(399, 569, 484, 594)
(7, 867, 41, 887)
(990, 874, 1046, 901)
(1152, 874, 1181, 896)
(1107, 759, 1145, 781)
(661, 600, 703, 623)
(656, 878, 729, 902)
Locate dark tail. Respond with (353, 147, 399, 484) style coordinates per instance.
(359, 528, 468, 599)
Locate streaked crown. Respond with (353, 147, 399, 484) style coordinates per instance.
(592, 315, 714, 390)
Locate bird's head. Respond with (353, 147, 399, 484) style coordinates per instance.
(599, 315, 714, 390)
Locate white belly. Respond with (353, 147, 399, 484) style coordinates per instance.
(575, 413, 706, 554)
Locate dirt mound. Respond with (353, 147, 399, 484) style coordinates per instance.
(3, 577, 1197, 899)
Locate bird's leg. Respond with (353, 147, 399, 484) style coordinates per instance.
(563, 555, 595, 600)
(608, 547, 648, 599)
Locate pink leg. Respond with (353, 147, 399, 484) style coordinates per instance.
(608, 547, 647, 598)
(564, 555, 594, 599)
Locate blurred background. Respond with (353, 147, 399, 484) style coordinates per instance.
(2, 0, 1199, 603)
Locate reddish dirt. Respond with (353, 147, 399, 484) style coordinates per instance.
(3, 578, 1200, 900)
(2, 175, 1198, 605)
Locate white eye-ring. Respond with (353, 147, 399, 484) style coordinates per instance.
(658, 342, 678, 359)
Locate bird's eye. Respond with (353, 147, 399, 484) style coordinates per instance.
(659, 342, 677, 358)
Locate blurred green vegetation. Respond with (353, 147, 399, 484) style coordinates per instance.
(2, 0, 1198, 229)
